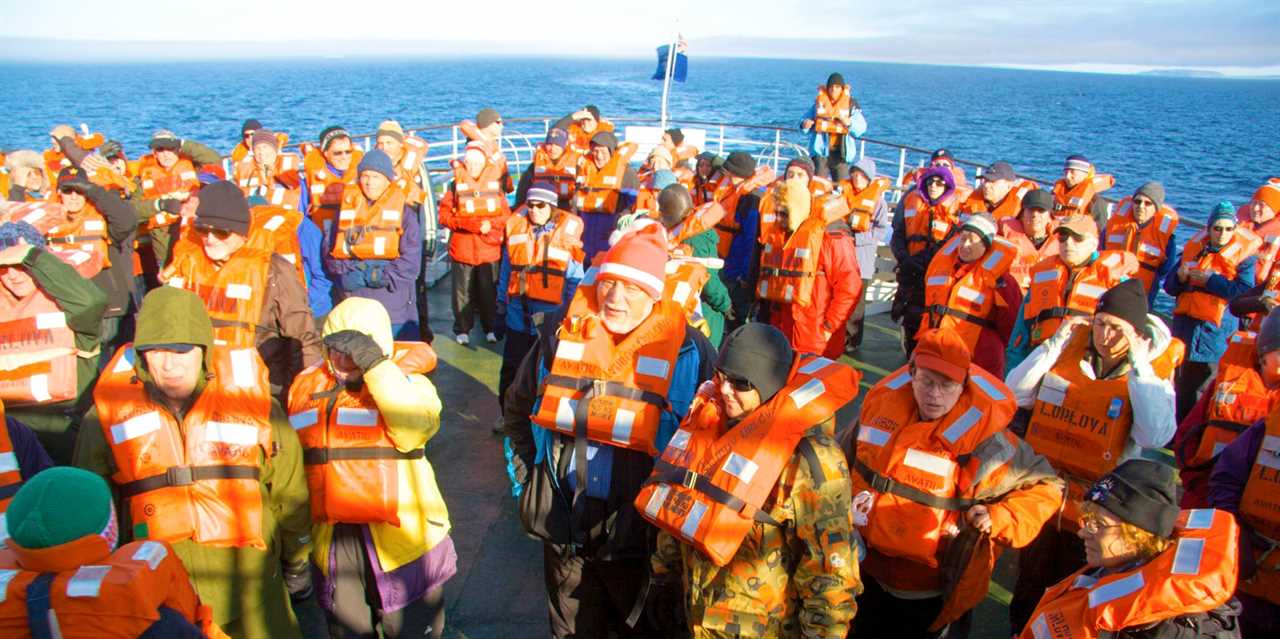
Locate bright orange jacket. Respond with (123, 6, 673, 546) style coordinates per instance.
(303, 146, 363, 224)
(1173, 227, 1261, 325)
(999, 217, 1059, 290)
(1025, 324, 1183, 529)
(0, 539, 226, 639)
(450, 158, 511, 217)
(1189, 331, 1280, 470)
(901, 188, 962, 256)
(164, 247, 272, 349)
(530, 270, 688, 455)
(921, 235, 1018, 352)
(1103, 197, 1179, 292)
(331, 183, 407, 260)
(138, 156, 200, 201)
(1023, 251, 1136, 345)
(94, 345, 273, 549)
(758, 176, 837, 240)
(813, 84, 853, 134)
(505, 207, 584, 304)
(3, 200, 108, 279)
(288, 342, 436, 526)
(1238, 408, 1280, 603)
(567, 119, 615, 157)
(575, 142, 637, 214)
(636, 354, 859, 565)
(1051, 172, 1115, 218)
(960, 179, 1038, 220)
(0, 286, 80, 407)
(531, 145, 582, 203)
(666, 202, 725, 251)
(230, 132, 289, 165)
(1019, 509, 1239, 639)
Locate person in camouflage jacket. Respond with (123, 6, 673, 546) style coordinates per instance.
(648, 323, 861, 638)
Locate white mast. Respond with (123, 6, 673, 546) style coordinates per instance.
(658, 29, 680, 130)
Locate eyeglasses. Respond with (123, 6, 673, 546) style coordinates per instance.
(1132, 198, 1156, 208)
(58, 187, 84, 195)
(1079, 514, 1122, 535)
(1211, 225, 1235, 233)
(717, 371, 754, 393)
(194, 226, 233, 240)
(328, 149, 353, 156)
(926, 178, 946, 187)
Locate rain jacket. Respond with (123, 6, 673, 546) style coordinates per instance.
(770, 219, 861, 357)
(802, 102, 868, 164)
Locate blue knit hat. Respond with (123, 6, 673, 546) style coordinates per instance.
(651, 169, 678, 190)
(357, 149, 397, 181)
(0, 221, 47, 250)
(1208, 201, 1237, 226)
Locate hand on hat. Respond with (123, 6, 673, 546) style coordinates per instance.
(1050, 315, 1090, 348)
(1119, 320, 1151, 366)
(324, 329, 387, 373)
(0, 243, 33, 266)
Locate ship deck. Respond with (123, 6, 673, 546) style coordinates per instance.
(421, 282, 1019, 638)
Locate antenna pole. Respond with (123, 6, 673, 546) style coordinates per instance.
(659, 30, 678, 130)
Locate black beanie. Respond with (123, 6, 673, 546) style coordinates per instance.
(716, 323, 794, 403)
(665, 128, 684, 146)
(584, 105, 601, 121)
(657, 184, 693, 227)
(1096, 278, 1148, 335)
(590, 131, 618, 152)
(318, 126, 349, 151)
(241, 119, 262, 136)
(1133, 181, 1166, 210)
(826, 72, 844, 88)
(194, 181, 251, 236)
(723, 151, 756, 179)
(1085, 459, 1179, 537)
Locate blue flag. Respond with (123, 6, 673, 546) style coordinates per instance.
(652, 40, 688, 83)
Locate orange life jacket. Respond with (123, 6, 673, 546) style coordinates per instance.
(234, 153, 303, 210)
(230, 132, 290, 165)
(901, 164, 969, 192)
(1103, 198, 1179, 292)
(42, 131, 104, 185)
(1025, 325, 1183, 530)
(331, 183, 408, 260)
(1240, 214, 1280, 301)
(567, 120, 616, 157)
(1020, 508, 1239, 639)
(287, 342, 436, 526)
(921, 235, 1018, 351)
(531, 145, 581, 202)
(2, 201, 109, 279)
(1023, 251, 1136, 345)
(530, 270, 687, 454)
(505, 207, 584, 304)
(813, 85, 853, 135)
(841, 176, 891, 233)
(1187, 331, 1280, 470)
(635, 355, 860, 566)
(901, 188, 962, 256)
(388, 136, 430, 206)
(94, 345, 272, 549)
(662, 257, 719, 334)
(666, 202, 725, 250)
(758, 176, 838, 240)
(137, 156, 200, 201)
(0, 401, 22, 514)
(1238, 408, 1280, 604)
(960, 180, 1038, 220)
(1051, 172, 1115, 218)
(303, 147, 363, 224)
(164, 247, 272, 348)
(850, 364, 1018, 583)
(669, 142, 700, 164)
(0, 539, 227, 639)
(0, 287, 80, 407)
(707, 166, 776, 258)
(999, 218, 1059, 291)
(575, 142, 637, 214)
(1173, 227, 1261, 325)
(757, 215, 827, 306)
(450, 158, 511, 217)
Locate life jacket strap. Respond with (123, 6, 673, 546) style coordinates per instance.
(46, 234, 106, 245)
(929, 304, 996, 330)
(119, 464, 261, 498)
(761, 267, 816, 279)
(0, 480, 22, 501)
(1032, 306, 1089, 325)
(542, 374, 669, 411)
(852, 457, 979, 512)
(25, 573, 57, 639)
(303, 446, 424, 465)
(645, 459, 782, 526)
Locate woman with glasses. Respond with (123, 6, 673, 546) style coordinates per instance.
(1021, 459, 1241, 639)
(1164, 201, 1260, 422)
(1102, 181, 1180, 303)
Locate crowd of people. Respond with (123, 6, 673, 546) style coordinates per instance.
(0, 71, 1276, 638)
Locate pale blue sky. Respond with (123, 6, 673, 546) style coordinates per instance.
(2, 0, 1277, 72)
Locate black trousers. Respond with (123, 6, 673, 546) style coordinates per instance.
(812, 136, 847, 181)
(542, 544, 657, 639)
(846, 278, 871, 352)
(1175, 360, 1213, 424)
(725, 278, 755, 335)
(326, 524, 445, 639)
(1009, 524, 1085, 635)
(499, 330, 538, 415)
(451, 261, 500, 335)
(849, 575, 951, 639)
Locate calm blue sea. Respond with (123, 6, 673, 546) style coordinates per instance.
(2, 55, 1278, 233)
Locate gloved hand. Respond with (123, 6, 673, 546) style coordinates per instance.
(156, 198, 184, 215)
(644, 577, 686, 633)
(282, 559, 314, 603)
(340, 265, 370, 290)
(324, 329, 387, 372)
(365, 265, 387, 289)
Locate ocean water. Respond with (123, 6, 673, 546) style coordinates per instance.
(2, 55, 1278, 233)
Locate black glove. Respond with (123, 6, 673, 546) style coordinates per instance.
(643, 577, 686, 634)
(157, 198, 184, 215)
(324, 329, 387, 372)
(282, 559, 314, 602)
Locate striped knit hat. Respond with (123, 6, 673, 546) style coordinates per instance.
(596, 224, 668, 299)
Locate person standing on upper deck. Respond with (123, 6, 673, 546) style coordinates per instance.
(800, 73, 867, 180)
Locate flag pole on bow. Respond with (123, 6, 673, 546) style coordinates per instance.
(659, 31, 678, 130)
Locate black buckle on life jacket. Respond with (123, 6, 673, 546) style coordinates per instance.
(166, 465, 195, 487)
(682, 470, 699, 490)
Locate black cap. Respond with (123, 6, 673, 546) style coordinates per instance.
(193, 181, 251, 236)
(241, 119, 262, 135)
(1021, 190, 1053, 212)
(931, 148, 953, 162)
(984, 161, 1016, 182)
(657, 184, 693, 228)
(589, 131, 618, 152)
(716, 323, 795, 403)
(56, 167, 91, 191)
(722, 151, 756, 179)
(1096, 278, 1149, 336)
(826, 72, 845, 88)
(1260, 306, 1280, 356)
(665, 128, 684, 146)
(1085, 459, 1179, 538)
(584, 105, 601, 121)
(318, 126, 350, 151)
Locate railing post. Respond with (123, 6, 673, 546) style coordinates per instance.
(451, 126, 459, 161)
(773, 129, 781, 171)
(896, 147, 907, 186)
(718, 125, 725, 155)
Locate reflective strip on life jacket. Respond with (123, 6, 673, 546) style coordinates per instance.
(813, 85, 853, 135)
(0, 291, 79, 407)
(757, 215, 827, 306)
(505, 209, 583, 304)
(575, 142, 637, 214)
(1237, 409, 1280, 603)
(1024, 251, 1136, 345)
(922, 236, 1017, 351)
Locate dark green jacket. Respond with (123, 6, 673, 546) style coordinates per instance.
(684, 228, 732, 346)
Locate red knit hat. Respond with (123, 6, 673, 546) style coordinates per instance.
(1254, 181, 1280, 215)
(596, 224, 669, 299)
(912, 327, 971, 383)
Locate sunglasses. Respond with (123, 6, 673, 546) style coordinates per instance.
(529, 201, 551, 209)
(194, 226, 233, 240)
(58, 186, 84, 195)
(717, 371, 754, 392)
(1211, 225, 1236, 232)
(328, 149, 353, 156)
(926, 178, 946, 187)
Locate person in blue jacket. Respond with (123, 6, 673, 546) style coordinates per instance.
(800, 72, 868, 179)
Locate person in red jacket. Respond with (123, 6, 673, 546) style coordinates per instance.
(438, 142, 512, 345)
(760, 176, 861, 357)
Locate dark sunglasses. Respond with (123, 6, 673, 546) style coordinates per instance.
(58, 186, 85, 195)
(926, 178, 946, 187)
(1211, 225, 1236, 232)
(717, 371, 754, 392)
(194, 226, 233, 240)
(529, 201, 552, 209)
(328, 149, 354, 156)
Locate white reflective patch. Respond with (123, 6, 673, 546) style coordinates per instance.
(225, 283, 252, 300)
(971, 375, 1007, 402)
(1258, 436, 1280, 470)
(271, 188, 286, 205)
(556, 340, 585, 362)
(35, 312, 67, 330)
(1075, 283, 1107, 300)
(205, 421, 260, 446)
(555, 397, 577, 431)
(1107, 233, 1126, 246)
(680, 501, 707, 540)
(131, 541, 168, 570)
(335, 407, 379, 427)
(111, 411, 162, 445)
(373, 236, 387, 256)
(942, 407, 983, 444)
(956, 286, 985, 306)
(382, 208, 401, 222)
(635, 356, 670, 380)
(795, 247, 811, 260)
(788, 378, 826, 410)
(902, 448, 955, 478)
(927, 276, 949, 287)
(672, 281, 692, 305)
(1088, 572, 1144, 608)
(797, 357, 833, 376)
(904, 208, 917, 219)
(1139, 242, 1162, 257)
(230, 348, 256, 388)
(1072, 574, 1099, 589)
(66, 565, 112, 598)
(29, 375, 51, 402)
(112, 348, 135, 374)
(546, 247, 571, 263)
(611, 409, 635, 445)
(857, 425, 890, 447)
(0, 569, 16, 603)
(339, 209, 357, 221)
(1030, 614, 1051, 639)
(1171, 538, 1205, 576)
(932, 220, 950, 233)
(289, 408, 319, 431)
(667, 429, 691, 451)
(1185, 508, 1216, 530)
(1036, 372, 1071, 407)
(507, 233, 529, 247)
(886, 371, 911, 390)
(1033, 269, 1059, 284)
(645, 484, 670, 519)
(82, 219, 105, 232)
(0, 452, 17, 474)
(1160, 217, 1173, 233)
(167, 276, 186, 289)
(722, 452, 759, 483)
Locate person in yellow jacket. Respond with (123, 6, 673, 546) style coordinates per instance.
(289, 297, 454, 639)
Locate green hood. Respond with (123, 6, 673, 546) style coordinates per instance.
(133, 286, 214, 379)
